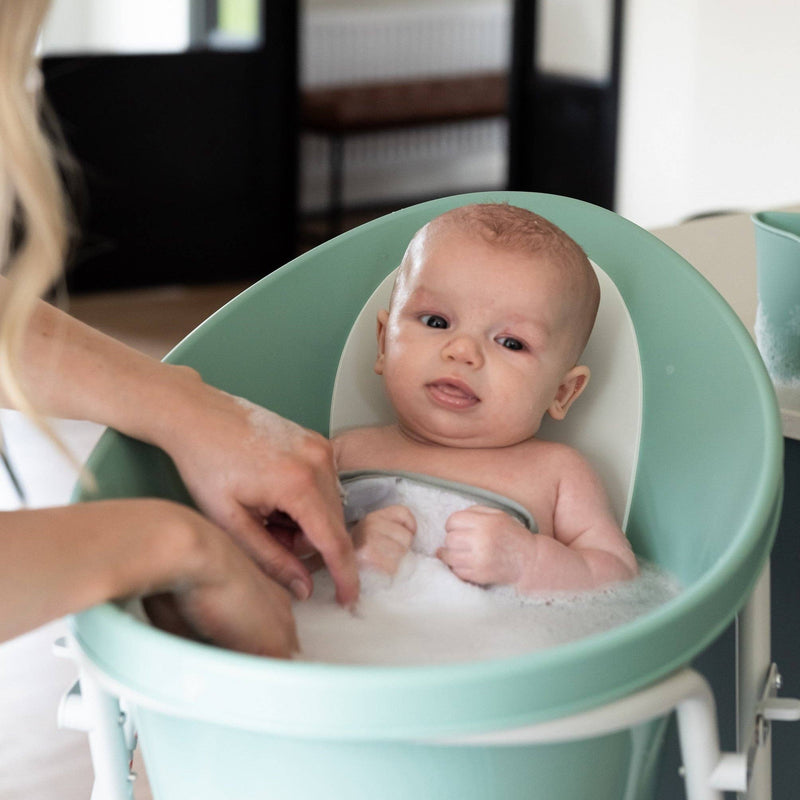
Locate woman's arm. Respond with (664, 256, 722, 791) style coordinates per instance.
(0, 498, 297, 655)
(1, 280, 359, 605)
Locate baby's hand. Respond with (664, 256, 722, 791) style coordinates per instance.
(437, 505, 534, 588)
(352, 505, 416, 576)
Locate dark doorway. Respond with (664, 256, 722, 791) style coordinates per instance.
(43, 1, 298, 292)
(507, 0, 624, 210)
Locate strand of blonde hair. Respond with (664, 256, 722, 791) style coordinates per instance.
(0, 0, 88, 489)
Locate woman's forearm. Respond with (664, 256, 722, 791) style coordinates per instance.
(0, 499, 202, 641)
(0, 498, 299, 655)
(0, 280, 360, 606)
(1, 283, 202, 450)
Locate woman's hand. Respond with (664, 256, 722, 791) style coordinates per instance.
(142, 502, 299, 657)
(155, 377, 359, 606)
(352, 504, 416, 576)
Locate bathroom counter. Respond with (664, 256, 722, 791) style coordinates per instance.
(652, 205, 800, 440)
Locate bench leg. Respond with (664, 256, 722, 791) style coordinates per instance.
(329, 133, 344, 237)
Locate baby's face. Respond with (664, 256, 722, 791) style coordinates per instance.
(375, 227, 588, 448)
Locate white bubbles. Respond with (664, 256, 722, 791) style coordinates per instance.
(755, 302, 800, 384)
(293, 556, 681, 666)
(299, 473, 681, 665)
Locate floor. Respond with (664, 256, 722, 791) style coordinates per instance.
(65, 281, 252, 360)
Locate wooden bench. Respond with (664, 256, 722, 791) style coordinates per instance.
(301, 71, 508, 233)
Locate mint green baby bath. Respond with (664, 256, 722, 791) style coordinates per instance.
(72, 193, 782, 799)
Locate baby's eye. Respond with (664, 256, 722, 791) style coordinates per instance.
(420, 314, 448, 329)
(497, 336, 525, 351)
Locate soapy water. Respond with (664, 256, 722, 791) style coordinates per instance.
(295, 472, 682, 665)
(755, 301, 800, 387)
(293, 554, 681, 666)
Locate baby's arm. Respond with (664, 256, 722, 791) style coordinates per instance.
(439, 450, 637, 594)
(351, 505, 416, 576)
(537, 447, 638, 591)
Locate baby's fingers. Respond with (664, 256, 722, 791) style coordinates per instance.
(437, 525, 479, 567)
(353, 505, 416, 575)
(446, 505, 507, 531)
(372, 504, 416, 535)
(436, 544, 487, 586)
(355, 505, 416, 549)
(356, 536, 410, 574)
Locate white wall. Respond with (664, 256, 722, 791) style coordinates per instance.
(617, 0, 800, 228)
(538, 0, 614, 82)
(305, 0, 800, 226)
(40, 0, 800, 228)
(300, 1, 510, 212)
(42, 0, 191, 55)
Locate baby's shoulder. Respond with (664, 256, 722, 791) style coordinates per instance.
(512, 437, 595, 477)
(516, 435, 584, 460)
(470, 439, 593, 526)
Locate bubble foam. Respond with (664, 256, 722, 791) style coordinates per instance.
(293, 555, 681, 666)
(755, 302, 800, 383)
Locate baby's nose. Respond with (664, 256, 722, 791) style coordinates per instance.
(441, 334, 483, 367)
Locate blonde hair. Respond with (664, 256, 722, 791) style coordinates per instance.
(0, 0, 79, 477)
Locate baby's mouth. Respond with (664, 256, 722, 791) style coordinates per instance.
(426, 379, 480, 408)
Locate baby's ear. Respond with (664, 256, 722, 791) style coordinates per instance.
(548, 366, 591, 421)
(374, 309, 389, 375)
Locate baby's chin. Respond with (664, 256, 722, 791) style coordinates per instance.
(397, 422, 535, 450)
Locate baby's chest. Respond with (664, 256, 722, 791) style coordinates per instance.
(440, 454, 558, 536)
(342, 471, 535, 555)
(345, 438, 560, 536)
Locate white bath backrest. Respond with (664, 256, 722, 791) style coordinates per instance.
(330, 263, 642, 530)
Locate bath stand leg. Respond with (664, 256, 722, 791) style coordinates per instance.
(734, 560, 800, 798)
(55, 636, 136, 800)
(737, 562, 772, 800)
(439, 667, 730, 800)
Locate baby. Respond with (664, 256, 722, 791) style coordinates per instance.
(334, 203, 638, 595)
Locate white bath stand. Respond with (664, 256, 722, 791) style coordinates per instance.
(58, 563, 799, 800)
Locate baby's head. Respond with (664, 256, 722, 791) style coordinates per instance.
(399, 204, 599, 363)
(375, 203, 600, 448)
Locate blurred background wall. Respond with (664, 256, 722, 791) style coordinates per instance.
(39, 0, 800, 289)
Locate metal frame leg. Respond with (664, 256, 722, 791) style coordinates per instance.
(733, 561, 799, 799)
(737, 563, 772, 800)
(80, 668, 136, 800)
(56, 637, 136, 800)
(439, 667, 732, 800)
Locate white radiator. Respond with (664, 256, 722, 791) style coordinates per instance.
(300, 1, 510, 213)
